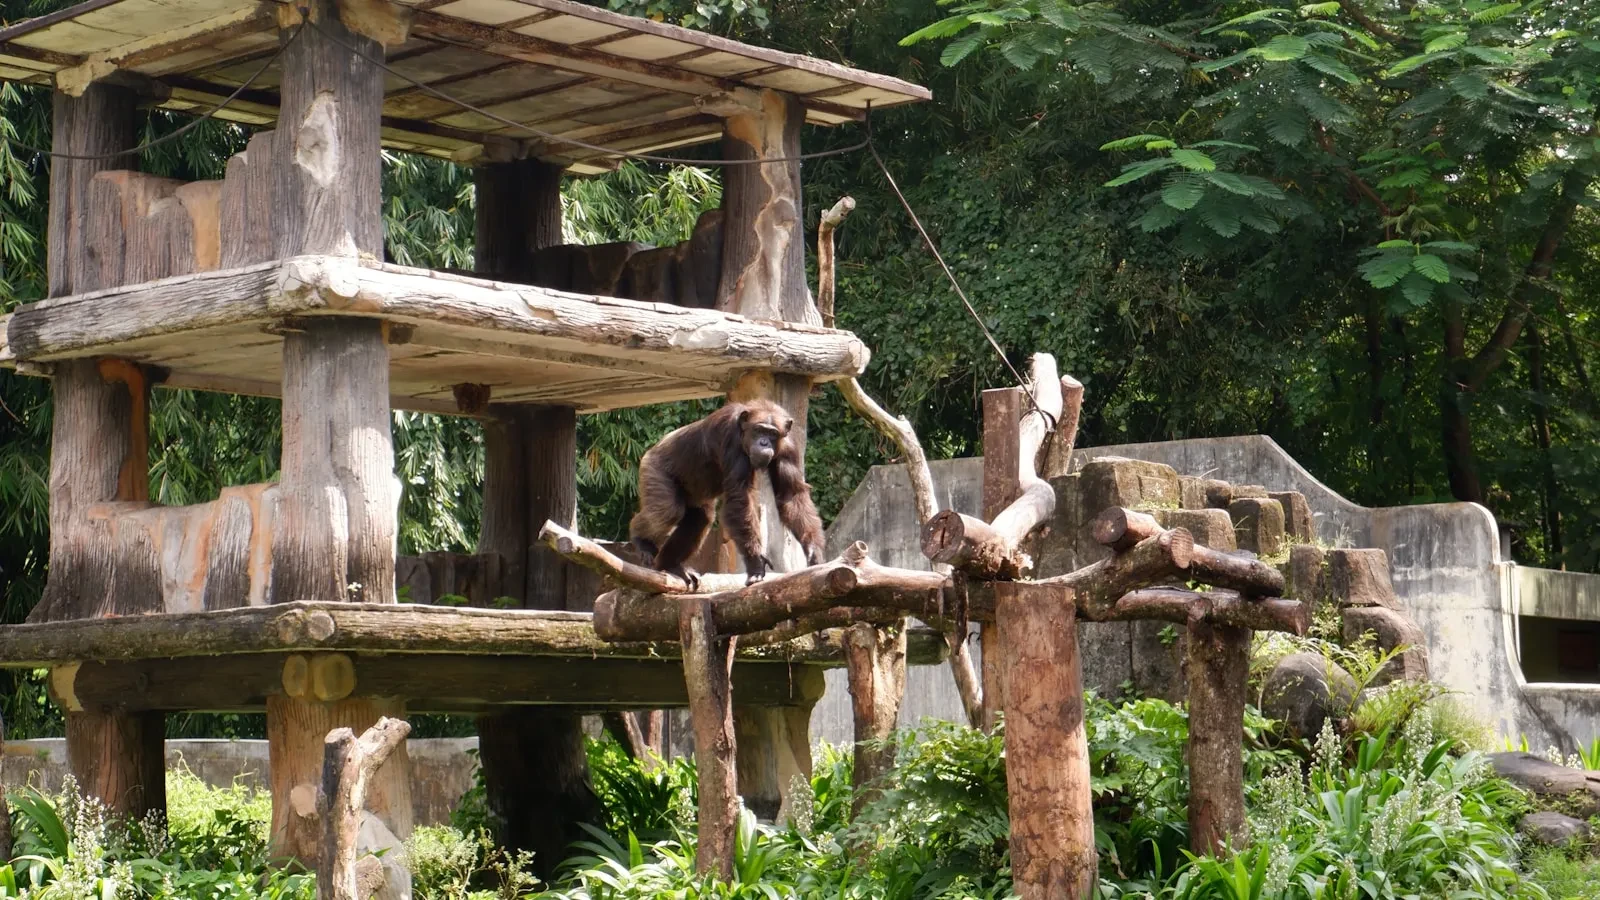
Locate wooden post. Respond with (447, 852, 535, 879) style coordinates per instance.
(474, 157, 563, 281)
(273, 0, 383, 260)
(979, 387, 1023, 732)
(317, 718, 412, 900)
(1185, 619, 1251, 855)
(263, 2, 409, 877)
(845, 620, 906, 813)
(682, 596, 737, 878)
(471, 157, 601, 881)
(42, 82, 168, 823)
(993, 582, 1095, 900)
(710, 87, 834, 841)
(715, 88, 811, 325)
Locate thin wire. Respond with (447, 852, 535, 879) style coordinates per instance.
(865, 128, 1053, 426)
(1, 21, 305, 161)
(305, 16, 868, 167)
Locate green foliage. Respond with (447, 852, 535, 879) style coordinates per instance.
(1177, 712, 1543, 900)
(6, 770, 313, 899)
(584, 738, 698, 843)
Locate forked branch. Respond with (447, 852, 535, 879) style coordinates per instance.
(922, 355, 1080, 579)
(318, 717, 411, 900)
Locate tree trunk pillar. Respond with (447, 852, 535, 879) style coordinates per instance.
(734, 665, 822, 824)
(704, 88, 836, 857)
(980, 387, 1024, 732)
(994, 582, 1095, 900)
(264, 14, 406, 879)
(45, 83, 168, 823)
(469, 159, 599, 880)
(1185, 619, 1251, 855)
(845, 620, 906, 813)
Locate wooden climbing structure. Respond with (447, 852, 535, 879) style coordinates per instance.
(0, 0, 937, 892)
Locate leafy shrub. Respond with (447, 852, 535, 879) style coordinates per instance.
(584, 738, 697, 843)
(1162, 712, 1543, 900)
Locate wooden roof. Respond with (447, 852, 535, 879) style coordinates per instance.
(0, 0, 930, 173)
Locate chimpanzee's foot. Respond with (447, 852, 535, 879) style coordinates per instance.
(666, 564, 701, 592)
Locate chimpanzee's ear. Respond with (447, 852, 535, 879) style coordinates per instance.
(781, 417, 794, 436)
(737, 407, 752, 424)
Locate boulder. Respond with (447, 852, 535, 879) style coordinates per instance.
(1179, 475, 1209, 511)
(1490, 752, 1600, 817)
(1261, 652, 1357, 740)
(1519, 811, 1591, 846)
(1341, 606, 1429, 683)
(1327, 549, 1398, 609)
(1285, 544, 1326, 603)
(1229, 498, 1285, 558)
(1269, 491, 1314, 542)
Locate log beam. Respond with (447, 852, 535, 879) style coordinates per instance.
(994, 582, 1095, 899)
(681, 596, 737, 878)
(590, 542, 951, 642)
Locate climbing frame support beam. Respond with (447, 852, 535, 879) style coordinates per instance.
(44, 78, 169, 824)
(273, 0, 384, 259)
(994, 582, 1095, 900)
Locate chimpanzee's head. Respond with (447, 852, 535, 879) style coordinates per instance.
(738, 403, 794, 468)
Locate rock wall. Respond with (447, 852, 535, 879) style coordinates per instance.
(817, 434, 1592, 753)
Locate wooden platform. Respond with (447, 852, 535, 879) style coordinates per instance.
(0, 255, 871, 413)
(3, 602, 946, 713)
(0, 0, 929, 171)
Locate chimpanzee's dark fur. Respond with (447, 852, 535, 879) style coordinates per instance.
(629, 400, 825, 589)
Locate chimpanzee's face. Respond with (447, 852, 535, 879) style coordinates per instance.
(744, 421, 781, 468)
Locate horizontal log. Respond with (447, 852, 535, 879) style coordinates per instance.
(1187, 543, 1286, 597)
(1043, 529, 1195, 618)
(539, 519, 748, 594)
(1092, 508, 1163, 553)
(1091, 589, 1310, 634)
(0, 601, 938, 668)
(921, 512, 1016, 576)
(5, 256, 870, 383)
(51, 652, 829, 714)
(593, 544, 952, 642)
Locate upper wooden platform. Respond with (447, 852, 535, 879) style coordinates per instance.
(0, 255, 871, 413)
(0, 0, 930, 172)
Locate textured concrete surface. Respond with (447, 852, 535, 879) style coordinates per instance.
(2, 737, 479, 826)
(817, 434, 1600, 753)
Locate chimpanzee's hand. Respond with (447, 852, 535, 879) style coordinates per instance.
(805, 545, 825, 566)
(745, 555, 771, 585)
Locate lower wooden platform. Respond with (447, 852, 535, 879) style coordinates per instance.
(0, 602, 946, 715)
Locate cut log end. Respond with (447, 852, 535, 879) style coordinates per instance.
(1092, 508, 1162, 552)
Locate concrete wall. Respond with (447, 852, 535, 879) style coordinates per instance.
(816, 434, 1600, 753)
(1, 738, 479, 826)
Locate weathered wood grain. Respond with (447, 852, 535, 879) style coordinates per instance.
(994, 582, 1095, 900)
(274, 0, 383, 259)
(271, 317, 397, 606)
(56, 652, 828, 713)
(3, 257, 871, 396)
